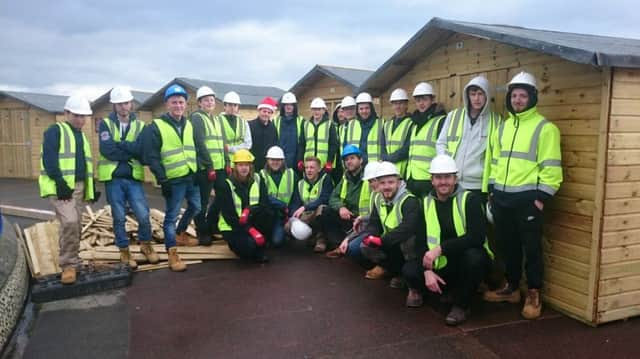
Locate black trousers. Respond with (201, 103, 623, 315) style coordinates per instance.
(406, 179, 433, 198)
(360, 244, 405, 276)
(492, 201, 544, 289)
(322, 207, 353, 247)
(192, 169, 227, 237)
(402, 247, 490, 309)
(223, 230, 264, 260)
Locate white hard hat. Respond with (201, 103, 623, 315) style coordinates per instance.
(266, 145, 285, 159)
(389, 88, 409, 102)
(355, 92, 373, 104)
(109, 86, 134, 104)
(341, 96, 356, 108)
(196, 86, 216, 100)
(375, 161, 400, 178)
(486, 202, 494, 225)
(310, 97, 326, 109)
(64, 95, 92, 115)
(429, 154, 458, 174)
(281, 92, 297, 104)
(362, 161, 381, 181)
(508, 71, 537, 89)
(223, 91, 241, 104)
(290, 217, 312, 240)
(413, 82, 434, 97)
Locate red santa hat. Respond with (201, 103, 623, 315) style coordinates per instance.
(257, 96, 278, 111)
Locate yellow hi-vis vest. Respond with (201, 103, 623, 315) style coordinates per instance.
(98, 118, 145, 182)
(345, 117, 384, 162)
(39, 122, 95, 201)
(193, 111, 225, 170)
(298, 173, 328, 205)
(339, 175, 371, 217)
(374, 190, 413, 235)
(444, 108, 501, 192)
(424, 190, 494, 270)
(489, 107, 562, 196)
(406, 115, 445, 181)
(260, 168, 295, 204)
(303, 119, 332, 166)
(218, 174, 261, 231)
(218, 113, 247, 164)
(153, 118, 197, 179)
(274, 115, 305, 139)
(384, 115, 413, 177)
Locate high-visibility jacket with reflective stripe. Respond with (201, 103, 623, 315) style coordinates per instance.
(345, 118, 384, 162)
(218, 113, 247, 147)
(407, 115, 445, 181)
(98, 118, 145, 181)
(261, 168, 295, 204)
(339, 174, 371, 217)
(218, 174, 261, 231)
(193, 110, 225, 170)
(274, 115, 304, 139)
(303, 119, 332, 166)
(424, 190, 494, 270)
(374, 190, 413, 235)
(153, 119, 197, 179)
(298, 173, 328, 205)
(444, 108, 501, 192)
(489, 107, 562, 196)
(39, 122, 95, 200)
(384, 115, 413, 177)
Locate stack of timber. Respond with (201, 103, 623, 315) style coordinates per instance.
(17, 205, 236, 278)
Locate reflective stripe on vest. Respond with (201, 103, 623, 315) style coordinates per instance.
(345, 118, 384, 162)
(424, 190, 493, 270)
(384, 115, 412, 176)
(218, 174, 261, 231)
(374, 191, 413, 235)
(98, 118, 145, 181)
(298, 173, 327, 205)
(303, 119, 332, 165)
(194, 111, 225, 170)
(339, 175, 371, 216)
(219, 113, 246, 146)
(39, 122, 95, 200)
(407, 115, 444, 181)
(274, 115, 304, 138)
(261, 168, 295, 204)
(153, 118, 197, 179)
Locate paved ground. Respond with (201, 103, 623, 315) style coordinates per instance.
(2, 178, 640, 359)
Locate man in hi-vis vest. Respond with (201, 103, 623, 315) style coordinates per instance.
(98, 86, 158, 270)
(39, 95, 100, 284)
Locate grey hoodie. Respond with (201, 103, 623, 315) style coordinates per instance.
(436, 76, 494, 191)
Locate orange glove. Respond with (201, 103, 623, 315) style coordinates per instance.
(324, 161, 333, 173)
(207, 169, 217, 182)
(363, 235, 382, 248)
(248, 227, 265, 247)
(239, 207, 250, 226)
(297, 160, 304, 172)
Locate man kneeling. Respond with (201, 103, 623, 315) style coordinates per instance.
(402, 154, 493, 325)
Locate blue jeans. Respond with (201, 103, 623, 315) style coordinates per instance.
(163, 180, 201, 249)
(271, 222, 286, 248)
(346, 232, 366, 262)
(105, 178, 152, 248)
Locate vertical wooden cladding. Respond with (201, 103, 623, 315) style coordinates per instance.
(598, 68, 640, 323)
(0, 97, 31, 178)
(380, 33, 604, 321)
(296, 75, 354, 119)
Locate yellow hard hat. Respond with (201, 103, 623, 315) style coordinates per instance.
(232, 149, 255, 163)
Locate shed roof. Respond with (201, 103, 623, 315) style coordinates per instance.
(360, 17, 640, 95)
(289, 65, 374, 94)
(0, 91, 68, 113)
(92, 89, 154, 108)
(139, 78, 285, 110)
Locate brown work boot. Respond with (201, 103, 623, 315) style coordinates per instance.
(176, 232, 198, 247)
(60, 266, 76, 285)
(483, 283, 521, 303)
(119, 247, 138, 270)
(521, 289, 542, 319)
(140, 241, 160, 264)
(325, 248, 342, 259)
(167, 247, 187, 272)
(389, 276, 406, 289)
(406, 289, 423, 308)
(365, 265, 386, 280)
(314, 238, 327, 253)
(445, 305, 470, 326)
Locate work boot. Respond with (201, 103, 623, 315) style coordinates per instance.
(406, 289, 423, 308)
(176, 232, 198, 247)
(314, 238, 327, 253)
(365, 265, 386, 280)
(140, 241, 160, 264)
(389, 276, 406, 289)
(167, 247, 187, 272)
(60, 266, 76, 285)
(198, 235, 213, 246)
(325, 248, 342, 259)
(445, 305, 470, 326)
(521, 289, 542, 319)
(119, 247, 138, 270)
(483, 283, 521, 303)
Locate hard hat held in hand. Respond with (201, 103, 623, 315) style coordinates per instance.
(389, 88, 409, 102)
(110, 86, 134, 104)
(341, 96, 356, 108)
(223, 91, 241, 105)
(64, 95, 93, 115)
(310, 97, 326, 109)
(196, 86, 216, 100)
(355, 92, 373, 104)
(266, 146, 285, 159)
(429, 154, 458, 174)
(290, 217, 312, 240)
(413, 82, 434, 97)
(281, 92, 297, 104)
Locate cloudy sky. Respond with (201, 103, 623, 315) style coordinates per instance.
(1, 0, 638, 99)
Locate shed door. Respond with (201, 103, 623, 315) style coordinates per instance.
(0, 109, 32, 178)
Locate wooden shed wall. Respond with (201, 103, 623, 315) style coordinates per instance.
(597, 67, 640, 323)
(379, 33, 604, 321)
(0, 97, 33, 178)
(297, 75, 354, 119)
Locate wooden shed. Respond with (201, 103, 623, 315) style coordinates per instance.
(138, 78, 285, 121)
(289, 65, 373, 118)
(91, 89, 154, 124)
(0, 91, 100, 179)
(359, 17, 640, 325)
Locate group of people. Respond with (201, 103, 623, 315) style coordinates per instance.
(39, 70, 562, 325)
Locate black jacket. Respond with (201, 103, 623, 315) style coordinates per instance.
(249, 118, 278, 170)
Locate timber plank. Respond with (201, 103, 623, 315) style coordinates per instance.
(0, 205, 55, 220)
(563, 167, 596, 185)
(612, 80, 640, 100)
(562, 151, 597, 168)
(545, 267, 589, 294)
(555, 183, 595, 201)
(544, 253, 590, 279)
(605, 182, 640, 199)
(543, 281, 588, 311)
(607, 149, 640, 165)
(543, 237, 591, 264)
(602, 213, 640, 232)
(604, 198, 640, 215)
(610, 98, 640, 116)
(601, 244, 640, 264)
(606, 166, 640, 182)
(544, 224, 592, 248)
(548, 196, 593, 217)
(609, 115, 640, 133)
(598, 289, 640, 311)
(547, 211, 592, 232)
(614, 68, 640, 83)
(599, 275, 640, 296)
(597, 306, 640, 324)
(600, 259, 640, 280)
(602, 228, 640, 248)
(608, 133, 640, 149)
